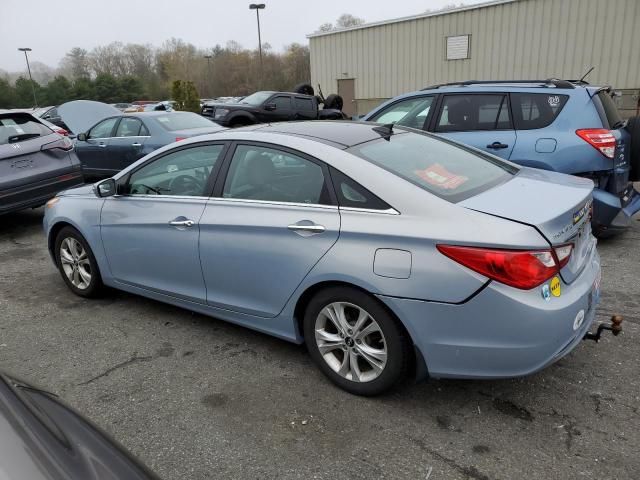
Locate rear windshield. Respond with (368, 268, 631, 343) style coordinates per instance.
(596, 91, 624, 129)
(0, 114, 52, 145)
(347, 131, 517, 203)
(154, 112, 216, 131)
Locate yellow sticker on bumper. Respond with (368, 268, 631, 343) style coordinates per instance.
(550, 276, 561, 297)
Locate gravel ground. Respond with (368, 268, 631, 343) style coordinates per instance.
(1, 207, 639, 480)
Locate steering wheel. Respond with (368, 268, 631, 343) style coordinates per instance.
(168, 175, 205, 196)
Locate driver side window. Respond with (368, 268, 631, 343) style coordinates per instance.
(127, 144, 224, 197)
(88, 117, 118, 139)
(370, 96, 433, 129)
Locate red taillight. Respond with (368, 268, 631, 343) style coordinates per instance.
(41, 136, 73, 152)
(436, 245, 565, 290)
(175, 137, 186, 142)
(56, 128, 69, 136)
(553, 243, 573, 269)
(576, 129, 616, 159)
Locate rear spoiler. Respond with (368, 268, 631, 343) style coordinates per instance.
(587, 85, 612, 99)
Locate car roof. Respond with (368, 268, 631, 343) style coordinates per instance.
(237, 121, 391, 149)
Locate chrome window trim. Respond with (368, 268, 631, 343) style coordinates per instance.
(339, 206, 400, 215)
(112, 194, 210, 201)
(208, 197, 339, 210)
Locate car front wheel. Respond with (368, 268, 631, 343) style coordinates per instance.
(303, 287, 411, 396)
(54, 226, 103, 298)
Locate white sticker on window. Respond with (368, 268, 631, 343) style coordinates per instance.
(548, 95, 560, 107)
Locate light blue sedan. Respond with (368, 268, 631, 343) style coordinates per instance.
(43, 121, 603, 395)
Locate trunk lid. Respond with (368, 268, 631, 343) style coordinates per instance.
(460, 167, 595, 284)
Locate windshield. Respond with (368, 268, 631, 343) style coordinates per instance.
(154, 112, 217, 131)
(348, 131, 517, 203)
(0, 114, 52, 145)
(241, 92, 274, 106)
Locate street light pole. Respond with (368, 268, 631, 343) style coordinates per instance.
(204, 55, 212, 97)
(249, 3, 265, 88)
(18, 47, 38, 108)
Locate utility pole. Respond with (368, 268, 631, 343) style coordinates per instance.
(249, 3, 265, 88)
(204, 54, 212, 97)
(18, 47, 38, 108)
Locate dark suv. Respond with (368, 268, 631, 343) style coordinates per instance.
(0, 111, 83, 215)
(202, 91, 344, 127)
(363, 79, 640, 236)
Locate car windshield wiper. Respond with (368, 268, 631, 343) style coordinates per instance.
(8, 133, 40, 143)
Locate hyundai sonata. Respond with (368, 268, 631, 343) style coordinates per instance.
(44, 121, 602, 395)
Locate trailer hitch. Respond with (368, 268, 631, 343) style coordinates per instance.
(583, 315, 623, 342)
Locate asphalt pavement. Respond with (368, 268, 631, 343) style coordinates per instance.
(0, 207, 638, 480)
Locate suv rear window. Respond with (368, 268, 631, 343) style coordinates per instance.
(595, 90, 623, 129)
(436, 95, 512, 132)
(0, 114, 52, 145)
(511, 93, 568, 130)
(347, 131, 517, 203)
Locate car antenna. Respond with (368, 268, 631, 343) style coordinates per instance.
(578, 66, 594, 84)
(372, 122, 394, 140)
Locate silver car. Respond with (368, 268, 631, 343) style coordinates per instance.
(44, 121, 602, 395)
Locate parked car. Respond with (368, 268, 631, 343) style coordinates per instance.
(111, 102, 132, 111)
(0, 110, 83, 215)
(73, 111, 225, 180)
(201, 91, 345, 127)
(362, 79, 640, 237)
(0, 372, 159, 480)
(12, 106, 71, 132)
(44, 121, 609, 395)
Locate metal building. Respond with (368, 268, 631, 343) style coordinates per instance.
(308, 0, 640, 117)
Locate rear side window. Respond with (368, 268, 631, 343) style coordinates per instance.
(0, 114, 52, 145)
(329, 167, 391, 210)
(511, 93, 568, 130)
(436, 95, 512, 132)
(348, 131, 516, 203)
(595, 91, 623, 129)
(294, 97, 315, 111)
(272, 96, 292, 110)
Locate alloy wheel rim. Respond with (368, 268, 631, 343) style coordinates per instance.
(60, 237, 91, 290)
(314, 302, 387, 383)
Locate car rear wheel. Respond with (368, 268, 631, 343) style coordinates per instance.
(55, 226, 103, 298)
(303, 287, 411, 395)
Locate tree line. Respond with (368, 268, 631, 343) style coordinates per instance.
(0, 39, 310, 109)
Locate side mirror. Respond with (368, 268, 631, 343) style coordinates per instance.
(95, 178, 116, 198)
(77, 132, 87, 142)
(264, 103, 276, 111)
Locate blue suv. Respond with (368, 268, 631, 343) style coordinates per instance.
(362, 79, 640, 236)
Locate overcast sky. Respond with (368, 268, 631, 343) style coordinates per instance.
(1, 0, 482, 72)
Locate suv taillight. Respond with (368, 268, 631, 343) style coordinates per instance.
(436, 244, 572, 290)
(576, 129, 616, 159)
(41, 136, 73, 152)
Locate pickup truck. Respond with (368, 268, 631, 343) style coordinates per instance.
(201, 91, 345, 127)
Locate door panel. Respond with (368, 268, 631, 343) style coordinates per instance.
(108, 136, 147, 172)
(337, 79, 356, 118)
(101, 197, 208, 302)
(434, 94, 516, 160)
(199, 200, 340, 317)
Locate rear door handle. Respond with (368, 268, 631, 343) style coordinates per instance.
(487, 142, 509, 149)
(169, 219, 195, 228)
(98, 143, 107, 148)
(131, 143, 142, 147)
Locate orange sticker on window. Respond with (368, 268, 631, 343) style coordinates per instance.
(414, 164, 468, 190)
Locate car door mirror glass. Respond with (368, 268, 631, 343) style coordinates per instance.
(77, 133, 87, 141)
(95, 178, 116, 197)
(264, 103, 276, 111)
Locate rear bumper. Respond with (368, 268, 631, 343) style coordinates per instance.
(0, 171, 84, 215)
(592, 184, 640, 232)
(378, 246, 601, 379)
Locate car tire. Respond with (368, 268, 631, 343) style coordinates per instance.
(303, 286, 411, 396)
(625, 116, 640, 181)
(54, 226, 103, 298)
(323, 94, 344, 111)
(293, 83, 314, 96)
(229, 118, 252, 128)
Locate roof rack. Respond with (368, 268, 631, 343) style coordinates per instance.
(421, 79, 577, 90)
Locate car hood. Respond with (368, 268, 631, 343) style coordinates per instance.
(58, 101, 121, 134)
(460, 167, 595, 283)
(0, 374, 159, 480)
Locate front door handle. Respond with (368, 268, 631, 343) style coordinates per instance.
(487, 142, 509, 149)
(98, 143, 107, 148)
(131, 143, 142, 147)
(169, 219, 195, 228)
(288, 222, 326, 235)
